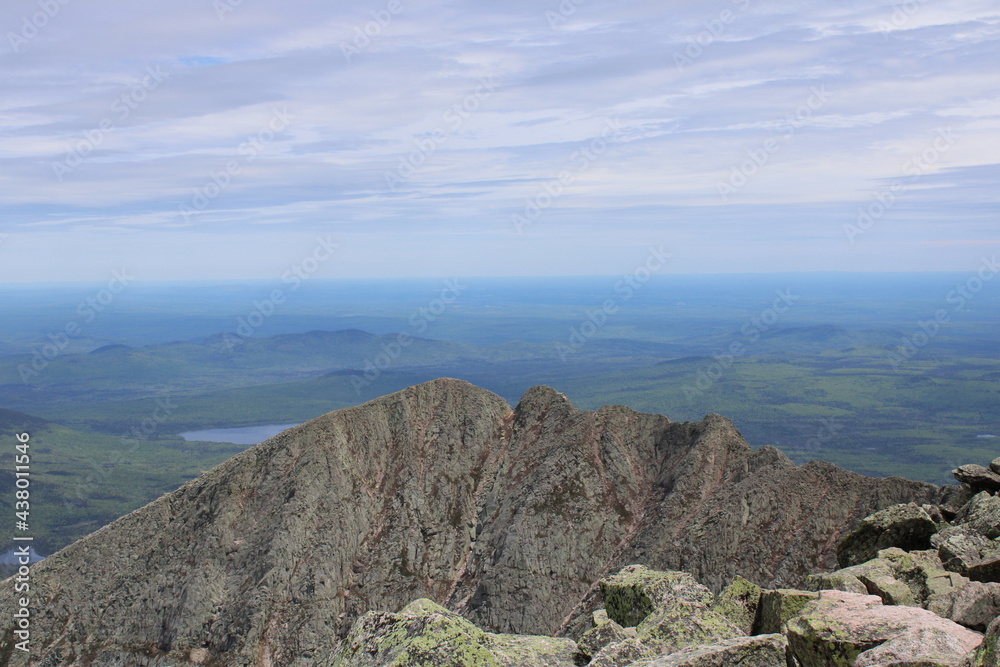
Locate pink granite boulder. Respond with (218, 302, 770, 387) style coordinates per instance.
(786, 590, 982, 666)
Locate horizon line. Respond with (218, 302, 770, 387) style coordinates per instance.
(0, 269, 986, 287)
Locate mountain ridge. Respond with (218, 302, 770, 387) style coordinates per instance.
(0, 378, 941, 665)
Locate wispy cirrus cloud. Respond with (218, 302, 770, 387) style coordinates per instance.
(0, 0, 998, 280)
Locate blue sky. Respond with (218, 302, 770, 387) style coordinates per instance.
(0, 0, 998, 281)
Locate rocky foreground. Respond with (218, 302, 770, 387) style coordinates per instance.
(324, 462, 1000, 666)
(0, 379, 948, 664)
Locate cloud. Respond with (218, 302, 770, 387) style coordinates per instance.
(0, 0, 998, 279)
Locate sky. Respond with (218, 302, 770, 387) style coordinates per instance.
(0, 0, 998, 281)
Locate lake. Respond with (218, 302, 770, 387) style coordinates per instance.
(179, 423, 300, 445)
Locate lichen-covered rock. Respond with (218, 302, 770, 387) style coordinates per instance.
(954, 465, 1000, 494)
(933, 581, 1000, 631)
(587, 638, 656, 667)
(328, 599, 578, 667)
(837, 503, 938, 568)
(936, 526, 1000, 582)
(487, 634, 578, 667)
(636, 603, 743, 655)
(812, 554, 918, 607)
(806, 568, 869, 595)
(711, 576, 762, 634)
(854, 626, 983, 667)
(581, 565, 746, 664)
(786, 590, 983, 667)
(753, 588, 819, 634)
(883, 548, 973, 604)
(858, 569, 917, 606)
(964, 615, 1000, 667)
(576, 612, 632, 660)
(803, 547, 992, 630)
(599, 565, 713, 628)
(631, 633, 788, 667)
(955, 492, 1000, 539)
(330, 599, 502, 667)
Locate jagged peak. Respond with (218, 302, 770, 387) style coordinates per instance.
(516, 384, 580, 412)
(749, 445, 794, 470)
(700, 413, 738, 429)
(342, 377, 509, 411)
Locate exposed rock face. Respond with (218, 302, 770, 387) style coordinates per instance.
(0, 379, 941, 665)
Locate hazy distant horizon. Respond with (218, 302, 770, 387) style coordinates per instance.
(1, 268, 997, 287)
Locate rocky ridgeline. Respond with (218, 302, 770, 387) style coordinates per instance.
(321, 459, 1000, 666)
(0, 380, 946, 664)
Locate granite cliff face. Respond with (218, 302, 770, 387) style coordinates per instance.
(0, 378, 941, 665)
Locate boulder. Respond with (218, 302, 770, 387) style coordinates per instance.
(598, 565, 713, 628)
(802, 547, 995, 630)
(991, 458, 1000, 476)
(634, 633, 788, 667)
(955, 492, 1000, 539)
(934, 581, 1000, 631)
(488, 634, 579, 667)
(636, 604, 743, 655)
(964, 615, 1000, 667)
(853, 626, 983, 667)
(806, 569, 869, 595)
(936, 526, 1000, 582)
(856, 566, 917, 607)
(883, 548, 973, 604)
(786, 590, 982, 667)
(331, 598, 501, 667)
(954, 465, 1000, 494)
(753, 589, 819, 634)
(587, 638, 656, 667)
(591, 566, 748, 663)
(837, 503, 938, 567)
(814, 551, 921, 607)
(576, 612, 633, 661)
(711, 576, 762, 635)
(330, 598, 578, 667)
(924, 503, 948, 524)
